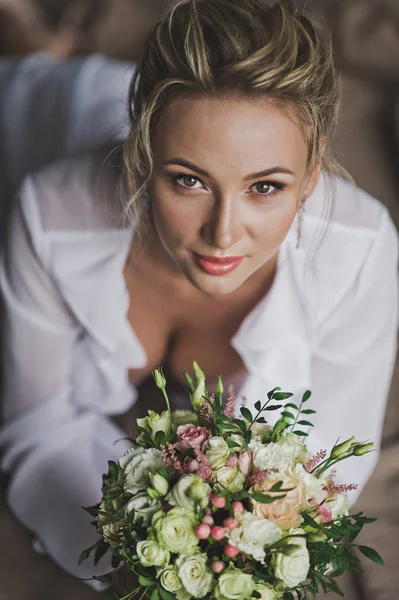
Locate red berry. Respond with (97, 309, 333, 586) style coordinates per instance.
(211, 526, 226, 541)
(195, 524, 211, 539)
(232, 501, 244, 514)
(223, 518, 239, 531)
(211, 561, 226, 574)
(211, 495, 227, 509)
(224, 544, 240, 557)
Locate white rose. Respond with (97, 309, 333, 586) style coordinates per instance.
(166, 475, 211, 510)
(277, 432, 311, 463)
(292, 464, 325, 501)
(249, 441, 292, 472)
(228, 512, 282, 562)
(211, 467, 245, 494)
(272, 540, 310, 588)
(158, 566, 184, 593)
(326, 493, 349, 519)
(136, 540, 170, 567)
(228, 434, 247, 452)
(120, 447, 164, 495)
(98, 519, 121, 548)
(253, 583, 280, 600)
(203, 437, 230, 469)
(172, 410, 198, 427)
(126, 492, 162, 527)
(215, 570, 254, 600)
(176, 554, 214, 598)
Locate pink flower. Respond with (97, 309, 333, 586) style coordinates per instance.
(317, 504, 332, 524)
(226, 455, 238, 468)
(175, 424, 210, 452)
(238, 451, 252, 476)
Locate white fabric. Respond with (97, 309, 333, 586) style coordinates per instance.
(0, 52, 133, 201)
(0, 154, 398, 585)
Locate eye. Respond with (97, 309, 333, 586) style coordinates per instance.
(250, 181, 286, 196)
(172, 174, 204, 190)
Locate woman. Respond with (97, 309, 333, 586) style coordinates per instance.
(0, 0, 398, 592)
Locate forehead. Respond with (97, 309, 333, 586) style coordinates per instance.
(152, 93, 308, 172)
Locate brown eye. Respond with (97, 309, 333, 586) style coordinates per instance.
(179, 175, 200, 188)
(253, 182, 272, 195)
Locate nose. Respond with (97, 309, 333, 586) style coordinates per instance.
(200, 195, 244, 250)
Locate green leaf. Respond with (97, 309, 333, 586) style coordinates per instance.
(241, 407, 253, 423)
(150, 588, 160, 600)
(233, 419, 247, 432)
(301, 409, 316, 415)
(256, 417, 267, 424)
(79, 544, 96, 565)
(267, 387, 281, 399)
(255, 401, 262, 411)
(264, 404, 283, 411)
(273, 392, 294, 400)
(159, 588, 176, 600)
(139, 576, 156, 587)
(357, 546, 384, 565)
(281, 411, 295, 420)
(251, 493, 285, 503)
(293, 430, 308, 437)
(103, 489, 123, 501)
(94, 543, 110, 566)
(297, 420, 314, 427)
(226, 438, 242, 449)
(82, 503, 100, 517)
(244, 430, 252, 444)
(301, 511, 321, 529)
(107, 460, 120, 481)
(284, 403, 299, 410)
(302, 390, 312, 403)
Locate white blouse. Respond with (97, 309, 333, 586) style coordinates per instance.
(0, 152, 398, 586)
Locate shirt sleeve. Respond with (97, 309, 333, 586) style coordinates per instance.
(2, 53, 134, 197)
(310, 205, 399, 503)
(0, 182, 132, 584)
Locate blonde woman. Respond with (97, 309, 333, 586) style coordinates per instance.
(0, 0, 398, 593)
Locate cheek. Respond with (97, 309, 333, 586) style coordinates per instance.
(251, 198, 297, 249)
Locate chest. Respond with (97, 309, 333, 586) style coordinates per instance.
(124, 270, 250, 388)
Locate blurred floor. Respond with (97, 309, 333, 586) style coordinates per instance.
(1, 1, 399, 599)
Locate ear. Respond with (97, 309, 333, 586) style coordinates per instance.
(305, 136, 327, 198)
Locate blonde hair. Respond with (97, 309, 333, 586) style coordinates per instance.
(123, 0, 348, 261)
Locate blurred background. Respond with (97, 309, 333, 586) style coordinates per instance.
(0, 0, 398, 599)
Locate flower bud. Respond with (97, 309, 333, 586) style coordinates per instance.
(149, 473, 169, 496)
(224, 544, 240, 557)
(193, 361, 206, 383)
(212, 561, 225, 574)
(153, 368, 166, 390)
(331, 436, 356, 459)
(191, 376, 207, 411)
(211, 495, 226, 509)
(195, 524, 211, 539)
(211, 526, 226, 541)
(147, 487, 161, 500)
(183, 371, 195, 393)
(352, 442, 374, 456)
(232, 501, 245, 514)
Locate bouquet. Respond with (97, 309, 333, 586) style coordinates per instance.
(80, 362, 382, 600)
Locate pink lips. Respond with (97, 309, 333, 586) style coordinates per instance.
(192, 253, 244, 276)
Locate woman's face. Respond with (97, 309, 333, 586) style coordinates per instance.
(148, 94, 320, 296)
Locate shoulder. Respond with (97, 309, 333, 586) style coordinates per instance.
(293, 174, 399, 323)
(20, 147, 128, 235)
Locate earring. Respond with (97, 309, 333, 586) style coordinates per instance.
(296, 192, 307, 250)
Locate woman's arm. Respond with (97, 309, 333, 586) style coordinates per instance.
(310, 205, 399, 502)
(0, 180, 132, 585)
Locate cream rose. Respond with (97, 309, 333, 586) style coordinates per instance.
(152, 507, 199, 554)
(172, 410, 198, 427)
(326, 493, 349, 519)
(158, 566, 184, 593)
(166, 474, 211, 510)
(228, 512, 282, 562)
(272, 540, 310, 588)
(251, 473, 308, 529)
(253, 583, 280, 600)
(211, 466, 245, 494)
(292, 464, 325, 501)
(120, 447, 164, 495)
(215, 570, 255, 600)
(277, 432, 311, 463)
(136, 540, 170, 568)
(176, 554, 214, 598)
(203, 437, 230, 469)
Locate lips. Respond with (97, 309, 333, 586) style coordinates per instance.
(192, 253, 244, 276)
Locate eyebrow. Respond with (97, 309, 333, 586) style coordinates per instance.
(161, 158, 295, 180)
